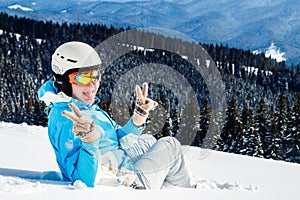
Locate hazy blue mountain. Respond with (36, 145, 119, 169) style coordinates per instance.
(0, 0, 299, 65)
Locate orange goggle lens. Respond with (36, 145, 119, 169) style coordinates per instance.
(69, 69, 101, 86)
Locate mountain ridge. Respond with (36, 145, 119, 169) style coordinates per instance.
(0, 0, 299, 65)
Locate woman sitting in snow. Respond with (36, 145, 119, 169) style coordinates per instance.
(38, 41, 197, 189)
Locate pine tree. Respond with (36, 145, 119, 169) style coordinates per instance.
(233, 103, 247, 154)
(256, 97, 272, 158)
(171, 109, 180, 138)
(285, 93, 300, 163)
(192, 97, 211, 147)
(270, 110, 284, 160)
(277, 90, 288, 160)
(218, 95, 243, 153)
(241, 104, 263, 157)
(161, 112, 173, 137)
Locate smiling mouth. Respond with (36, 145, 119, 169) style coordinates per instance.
(82, 91, 94, 100)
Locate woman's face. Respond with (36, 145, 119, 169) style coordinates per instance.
(71, 80, 100, 105)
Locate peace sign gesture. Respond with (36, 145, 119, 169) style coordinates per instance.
(133, 83, 158, 126)
(62, 103, 99, 143)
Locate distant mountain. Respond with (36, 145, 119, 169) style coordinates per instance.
(0, 0, 299, 65)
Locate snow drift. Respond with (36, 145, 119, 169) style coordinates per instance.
(0, 121, 299, 199)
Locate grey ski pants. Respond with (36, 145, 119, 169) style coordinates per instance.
(126, 134, 196, 189)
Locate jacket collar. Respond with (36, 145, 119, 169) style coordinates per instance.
(38, 80, 100, 108)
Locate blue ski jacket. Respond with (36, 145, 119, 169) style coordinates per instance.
(38, 80, 145, 187)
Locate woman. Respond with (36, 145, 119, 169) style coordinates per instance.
(38, 41, 196, 189)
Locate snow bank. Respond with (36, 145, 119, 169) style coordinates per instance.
(0, 122, 299, 200)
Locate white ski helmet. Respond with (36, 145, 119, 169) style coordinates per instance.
(51, 41, 101, 97)
(52, 41, 101, 75)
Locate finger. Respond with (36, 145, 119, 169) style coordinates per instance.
(135, 85, 144, 104)
(74, 118, 93, 130)
(62, 111, 79, 122)
(152, 100, 158, 107)
(142, 83, 148, 98)
(145, 98, 158, 105)
(69, 103, 82, 118)
(142, 101, 154, 111)
(144, 98, 158, 110)
(74, 123, 90, 132)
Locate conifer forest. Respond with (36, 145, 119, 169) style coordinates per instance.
(0, 12, 299, 164)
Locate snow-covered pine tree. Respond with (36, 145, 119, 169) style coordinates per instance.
(241, 104, 263, 157)
(217, 95, 242, 153)
(277, 90, 289, 160)
(192, 97, 211, 147)
(161, 111, 173, 137)
(270, 110, 284, 160)
(256, 97, 273, 158)
(285, 93, 300, 163)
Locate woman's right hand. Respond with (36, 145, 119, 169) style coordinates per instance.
(62, 103, 99, 143)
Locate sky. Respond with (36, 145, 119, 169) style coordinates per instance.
(0, 121, 299, 199)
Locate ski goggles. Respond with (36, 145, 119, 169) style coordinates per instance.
(69, 69, 101, 86)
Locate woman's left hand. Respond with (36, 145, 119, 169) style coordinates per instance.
(132, 83, 158, 127)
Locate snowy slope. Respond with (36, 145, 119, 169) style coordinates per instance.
(0, 121, 299, 199)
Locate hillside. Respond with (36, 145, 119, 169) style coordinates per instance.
(0, 122, 299, 199)
(0, 12, 299, 165)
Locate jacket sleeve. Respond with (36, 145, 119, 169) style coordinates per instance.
(99, 109, 146, 150)
(117, 118, 146, 149)
(48, 107, 99, 187)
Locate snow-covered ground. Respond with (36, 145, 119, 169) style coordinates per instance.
(253, 42, 286, 62)
(0, 121, 299, 199)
